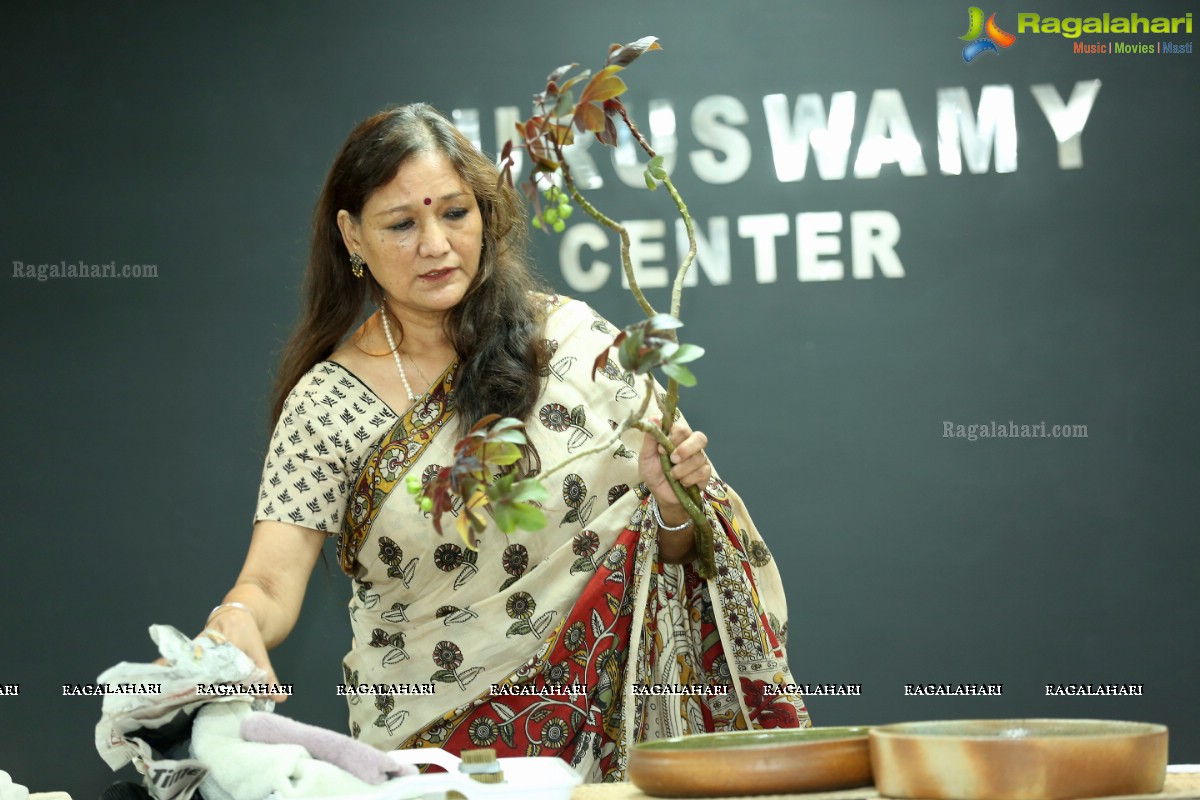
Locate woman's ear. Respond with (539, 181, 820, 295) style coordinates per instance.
(336, 209, 361, 256)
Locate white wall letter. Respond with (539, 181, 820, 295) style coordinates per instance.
(1030, 80, 1101, 169)
(853, 89, 928, 178)
(763, 92, 857, 181)
(797, 212, 844, 282)
(937, 85, 1017, 174)
(690, 95, 751, 184)
(737, 214, 789, 284)
(560, 222, 611, 292)
(850, 211, 905, 279)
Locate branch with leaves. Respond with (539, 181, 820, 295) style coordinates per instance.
(418, 36, 716, 578)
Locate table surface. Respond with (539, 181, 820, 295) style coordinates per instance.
(573, 772, 1200, 800)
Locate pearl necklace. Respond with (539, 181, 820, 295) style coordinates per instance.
(378, 307, 417, 402)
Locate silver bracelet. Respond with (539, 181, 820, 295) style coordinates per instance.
(649, 497, 693, 531)
(207, 602, 256, 624)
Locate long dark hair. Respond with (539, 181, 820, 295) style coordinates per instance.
(271, 103, 549, 431)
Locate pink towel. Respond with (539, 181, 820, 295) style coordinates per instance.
(240, 712, 416, 785)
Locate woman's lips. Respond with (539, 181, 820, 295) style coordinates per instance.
(419, 268, 454, 282)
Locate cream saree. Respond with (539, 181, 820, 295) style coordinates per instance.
(257, 296, 809, 782)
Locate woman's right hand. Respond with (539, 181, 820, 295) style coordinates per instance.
(200, 605, 289, 702)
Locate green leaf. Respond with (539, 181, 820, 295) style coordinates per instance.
(488, 417, 526, 434)
(644, 170, 657, 191)
(482, 441, 522, 467)
(646, 313, 684, 331)
(510, 478, 549, 504)
(431, 669, 458, 683)
(552, 89, 576, 119)
(506, 620, 533, 637)
(669, 343, 705, 364)
(647, 155, 667, 180)
(570, 555, 595, 575)
(489, 429, 529, 445)
(492, 502, 517, 534)
(661, 362, 697, 387)
(512, 503, 547, 532)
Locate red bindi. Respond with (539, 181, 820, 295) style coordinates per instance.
(423, 197, 432, 205)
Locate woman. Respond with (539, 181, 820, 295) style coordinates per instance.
(202, 103, 808, 781)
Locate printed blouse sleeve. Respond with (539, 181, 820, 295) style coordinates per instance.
(253, 363, 396, 534)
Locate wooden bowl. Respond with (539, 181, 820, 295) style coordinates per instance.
(628, 726, 872, 797)
(869, 719, 1168, 800)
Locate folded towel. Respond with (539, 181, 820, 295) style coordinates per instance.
(191, 702, 383, 800)
(240, 712, 415, 785)
(0, 772, 29, 800)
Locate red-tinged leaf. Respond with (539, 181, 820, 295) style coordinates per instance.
(579, 65, 627, 105)
(573, 102, 606, 134)
(597, 115, 618, 147)
(592, 349, 610, 381)
(605, 36, 662, 68)
(470, 413, 502, 434)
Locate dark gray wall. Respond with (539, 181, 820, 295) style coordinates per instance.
(2, 2, 1197, 795)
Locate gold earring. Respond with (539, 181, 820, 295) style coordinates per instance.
(349, 252, 366, 279)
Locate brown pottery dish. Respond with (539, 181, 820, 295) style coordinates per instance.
(869, 719, 1168, 800)
(628, 726, 872, 797)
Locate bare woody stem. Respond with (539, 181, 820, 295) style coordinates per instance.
(560, 158, 656, 320)
(617, 106, 699, 433)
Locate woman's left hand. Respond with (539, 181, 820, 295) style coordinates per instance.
(639, 420, 711, 514)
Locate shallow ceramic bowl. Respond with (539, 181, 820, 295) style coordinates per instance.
(870, 719, 1168, 800)
(628, 726, 872, 797)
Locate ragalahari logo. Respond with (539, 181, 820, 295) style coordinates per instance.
(960, 7, 1016, 62)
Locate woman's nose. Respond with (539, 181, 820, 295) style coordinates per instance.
(417, 221, 451, 259)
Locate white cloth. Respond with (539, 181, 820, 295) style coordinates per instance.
(191, 704, 421, 800)
(0, 772, 29, 800)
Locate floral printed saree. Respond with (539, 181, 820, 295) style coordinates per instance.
(256, 296, 809, 782)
